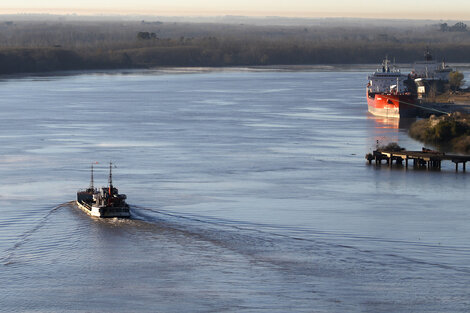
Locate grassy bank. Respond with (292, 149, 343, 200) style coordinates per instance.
(409, 113, 470, 153)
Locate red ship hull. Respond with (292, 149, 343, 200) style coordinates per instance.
(367, 90, 418, 118)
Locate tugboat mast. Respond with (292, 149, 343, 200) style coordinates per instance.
(90, 163, 94, 190)
(108, 161, 113, 188)
(108, 162, 113, 205)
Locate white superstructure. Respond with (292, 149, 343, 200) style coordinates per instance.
(412, 50, 452, 81)
(368, 58, 408, 94)
(76, 162, 130, 218)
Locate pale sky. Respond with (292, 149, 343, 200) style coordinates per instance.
(2, 0, 470, 20)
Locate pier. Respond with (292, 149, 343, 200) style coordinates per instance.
(366, 148, 470, 172)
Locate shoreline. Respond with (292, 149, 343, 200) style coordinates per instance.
(419, 91, 470, 115)
(1, 62, 469, 77)
(0, 65, 393, 80)
(0, 64, 388, 79)
(419, 101, 470, 115)
(409, 112, 470, 153)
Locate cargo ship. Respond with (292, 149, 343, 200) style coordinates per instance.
(412, 49, 452, 81)
(367, 58, 418, 118)
(412, 49, 453, 99)
(76, 162, 130, 218)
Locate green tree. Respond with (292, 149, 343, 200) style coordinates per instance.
(449, 71, 465, 91)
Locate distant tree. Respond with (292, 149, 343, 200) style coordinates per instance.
(449, 71, 465, 91)
(439, 23, 449, 32)
(450, 22, 467, 32)
(137, 32, 150, 40)
(137, 32, 157, 40)
(440, 22, 467, 32)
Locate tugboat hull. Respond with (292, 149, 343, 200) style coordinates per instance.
(76, 200, 130, 218)
(76, 162, 130, 218)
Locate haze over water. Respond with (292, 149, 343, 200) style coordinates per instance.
(1, 68, 470, 312)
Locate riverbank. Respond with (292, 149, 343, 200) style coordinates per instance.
(409, 112, 470, 153)
(2, 45, 470, 76)
(418, 91, 470, 117)
(435, 90, 470, 105)
(1, 18, 470, 75)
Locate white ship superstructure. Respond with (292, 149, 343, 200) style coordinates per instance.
(367, 58, 408, 94)
(412, 49, 452, 81)
(76, 162, 130, 218)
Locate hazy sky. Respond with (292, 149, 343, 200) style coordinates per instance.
(2, 0, 470, 20)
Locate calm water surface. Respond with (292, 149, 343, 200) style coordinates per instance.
(1, 68, 469, 312)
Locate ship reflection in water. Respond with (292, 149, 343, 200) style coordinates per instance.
(370, 115, 416, 129)
(367, 114, 416, 148)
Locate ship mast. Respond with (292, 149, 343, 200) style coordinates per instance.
(89, 163, 94, 191)
(108, 161, 113, 189)
(108, 161, 113, 203)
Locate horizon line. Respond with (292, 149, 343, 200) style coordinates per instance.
(0, 12, 468, 22)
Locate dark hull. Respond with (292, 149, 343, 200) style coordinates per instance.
(76, 199, 130, 218)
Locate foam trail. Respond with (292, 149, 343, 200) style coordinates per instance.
(130, 205, 470, 275)
(1, 201, 72, 266)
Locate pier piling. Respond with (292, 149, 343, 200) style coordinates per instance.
(367, 149, 470, 172)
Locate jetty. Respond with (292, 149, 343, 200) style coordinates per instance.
(366, 148, 470, 171)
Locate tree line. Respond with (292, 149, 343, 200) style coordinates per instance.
(0, 19, 470, 74)
(439, 22, 467, 32)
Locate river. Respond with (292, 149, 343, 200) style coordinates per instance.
(1, 68, 469, 312)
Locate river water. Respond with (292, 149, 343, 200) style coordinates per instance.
(0, 68, 469, 312)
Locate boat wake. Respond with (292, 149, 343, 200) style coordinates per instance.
(1, 201, 72, 266)
(129, 205, 470, 276)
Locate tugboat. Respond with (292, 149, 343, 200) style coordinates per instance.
(76, 162, 130, 218)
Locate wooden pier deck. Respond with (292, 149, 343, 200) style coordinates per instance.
(366, 148, 470, 171)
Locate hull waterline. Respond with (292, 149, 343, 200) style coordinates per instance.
(367, 91, 418, 118)
(76, 200, 130, 218)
